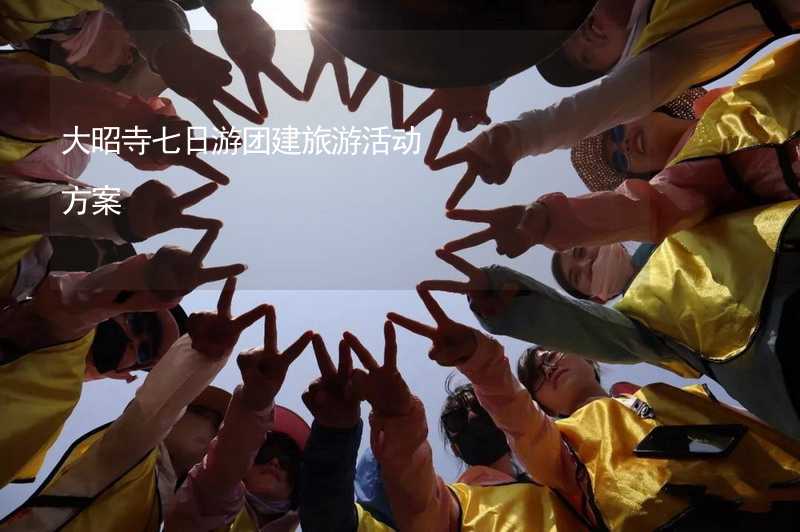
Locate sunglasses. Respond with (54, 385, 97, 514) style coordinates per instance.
(528, 350, 565, 393)
(91, 313, 161, 374)
(607, 125, 630, 173)
(254, 433, 301, 477)
(442, 404, 492, 436)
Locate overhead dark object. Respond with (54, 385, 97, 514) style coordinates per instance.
(305, 0, 597, 88)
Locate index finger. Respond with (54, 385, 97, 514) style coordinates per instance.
(217, 276, 236, 315)
(424, 113, 453, 165)
(264, 304, 278, 354)
(338, 339, 352, 382)
(442, 228, 494, 253)
(233, 304, 270, 332)
(283, 330, 314, 364)
(388, 80, 404, 130)
(312, 334, 337, 380)
(404, 92, 440, 129)
(428, 147, 472, 171)
(174, 182, 219, 209)
(445, 167, 477, 210)
(383, 320, 397, 371)
(176, 155, 230, 185)
(332, 58, 351, 106)
(435, 249, 482, 279)
(243, 68, 268, 118)
(446, 208, 495, 223)
(264, 62, 305, 101)
(386, 312, 436, 339)
(215, 89, 264, 125)
(343, 331, 379, 371)
(417, 286, 449, 325)
(348, 69, 379, 112)
(191, 227, 220, 261)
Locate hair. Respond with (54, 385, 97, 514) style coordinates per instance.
(551, 251, 592, 300)
(516, 346, 601, 417)
(439, 374, 491, 453)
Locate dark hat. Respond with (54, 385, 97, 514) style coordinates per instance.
(173, 0, 204, 10)
(536, 45, 605, 87)
(305, 0, 598, 88)
(189, 386, 232, 424)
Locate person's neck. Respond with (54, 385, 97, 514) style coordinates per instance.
(488, 453, 516, 478)
(570, 383, 610, 414)
(667, 118, 698, 160)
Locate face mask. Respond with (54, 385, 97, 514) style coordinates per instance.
(453, 415, 510, 467)
(589, 243, 635, 302)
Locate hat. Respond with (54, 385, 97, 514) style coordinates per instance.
(189, 386, 232, 424)
(570, 87, 707, 192)
(273, 405, 311, 450)
(306, 0, 598, 88)
(536, 45, 605, 87)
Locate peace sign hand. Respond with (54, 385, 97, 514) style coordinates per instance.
(444, 203, 549, 258)
(348, 69, 405, 130)
(125, 180, 221, 241)
(187, 276, 268, 359)
(304, 30, 350, 105)
(429, 124, 515, 209)
(238, 306, 313, 411)
(152, 35, 263, 132)
(388, 287, 479, 368)
(404, 86, 491, 165)
(301, 335, 361, 429)
(345, 322, 413, 418)
(216, 5, 305, 118)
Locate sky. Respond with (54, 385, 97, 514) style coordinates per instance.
(1, 1, 794, 518)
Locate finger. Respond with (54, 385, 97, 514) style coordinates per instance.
(174, 182, 218, 209)
(332, 58, 350, 105)
(283, 330, 314, 364)
(233, 304, 269, 332)
(191, 226, 220, 261)
(428, 147, 471, 171)
(176, 155, 230, 185)
(446, 208, 495, 223)
(424, 113, 453, 164)
(343, 331, 379, 371)
(480, 112, 492, 125)
(303, 58, 325, 100)
(456, 114, 481, 133)
(215, 90, 263, 124)
(383, 320, 397, 371)
(264, 304, 277, 354)
(312, 334, 337, 379)
(263, 63, 305, 101)
(404, 93, 440, 129)
(338, 339, 352, 381)
(176, 214, 223, 231)
(194, 99, 232, 133)
(446, 168, 478, 210)
(417, 279, 470, 294)
(348, 69, 379, 112)
(442, 228, 494, 253)
(388, 80, 404, 130)
(417, 286, 449, 325)
(435, 248, 482, 279)
(243, 69, 268, 118)
(386, 312, 436, 339)
(217, 276, 236, 315)
(197, 263, 247, 285)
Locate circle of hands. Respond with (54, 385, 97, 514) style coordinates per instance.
(74, 7, 555, 416)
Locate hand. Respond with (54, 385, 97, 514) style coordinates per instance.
(444, 203, 549, 258)
(144, 227, 247, 303)
(216, 4, 305, 117)
(302, 335, 361, 429)
(419, 249, 520, 317)
(348, 69, 405, 130)
(344, 322, 413, 417)
(126, 180, 222, 240)
(430, 124, 514, 209)
(404, 86, 491, 165)
(388, 287, 479, 367)
(117, 115, 232, 185)
(304, 31, 350, 105)
(238, 306, 313, 411)
(188, 276, 270, 359)
(152, 34, 263, 131)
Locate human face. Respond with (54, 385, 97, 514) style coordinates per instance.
(562, 0, 631, 74)
(557, 243, 634, 302)
(163, 407, 219, 478)
(85, 309, 178, 382)
(602, 113, 693, 175)
(526, 351, 601, 417)
(243, 458, 294, 501)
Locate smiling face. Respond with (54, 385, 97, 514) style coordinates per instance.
(602, 112, 694, 175)
(561, 0, 632, 74)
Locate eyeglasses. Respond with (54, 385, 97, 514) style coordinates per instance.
(92, 313, 161, 374)
(528, 350, 565, 393)
(607, 125, 630, 173)
(442, 403, 491, 436)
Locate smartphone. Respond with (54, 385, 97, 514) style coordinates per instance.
(633, 424, 747, 459)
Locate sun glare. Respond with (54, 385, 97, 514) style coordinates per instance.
(253, 0, 309, 30)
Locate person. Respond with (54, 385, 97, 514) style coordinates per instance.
(165, 306, 313, 531)
(298, 334, 395, 532)
(339, 322, 596, 531)
(0, 277, 268, 531)
(442, 41, 800, 256)
(388, 287, 800, 530)
(430, 0, 800, 204)
(0, 228, 243, 487)
(551, 242, 655, 302)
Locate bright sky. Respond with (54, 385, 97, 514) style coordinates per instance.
(1, 4, 795, 521)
